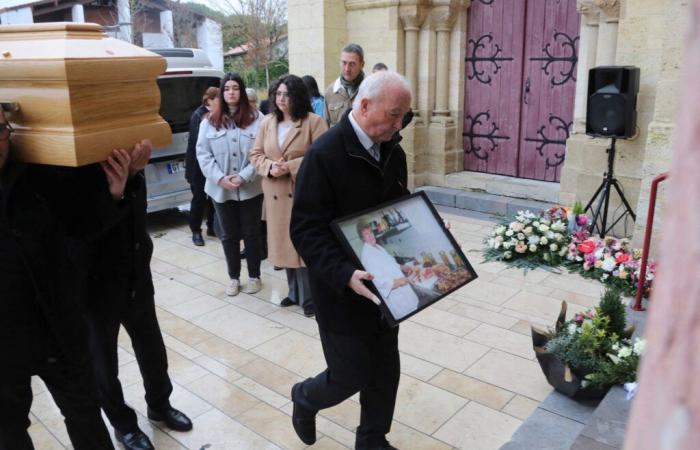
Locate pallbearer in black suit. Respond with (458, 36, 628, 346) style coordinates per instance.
(86, 141, 192, 450)
(290, 71, 412, 450)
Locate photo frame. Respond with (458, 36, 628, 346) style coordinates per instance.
(331, 191, 478, 326)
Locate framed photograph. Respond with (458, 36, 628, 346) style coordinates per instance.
(331, 191, 478, 326)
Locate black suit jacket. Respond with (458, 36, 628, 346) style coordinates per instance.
(1, 162, 130, 380)
(291, 110, 410, 335)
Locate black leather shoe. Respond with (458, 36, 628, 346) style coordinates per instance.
(114, 428, 154, 450)
(240, 248, 247, 258)
(291, 382, 316, 445)
(280, 297, 297, 307)
(303, 303, 316, 318)
(192, 231, 205, 246)
(147, 406, 193, 432)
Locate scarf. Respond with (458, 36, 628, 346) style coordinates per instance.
(340, 71, 365, 98)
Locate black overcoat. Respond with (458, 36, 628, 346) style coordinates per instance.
(290, 110, 410, 335)
(1, 163, 129, 380)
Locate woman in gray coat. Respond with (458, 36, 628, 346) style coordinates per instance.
(197, 73, 263, 296)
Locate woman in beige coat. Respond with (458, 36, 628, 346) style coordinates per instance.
(249, 75, 328, 317)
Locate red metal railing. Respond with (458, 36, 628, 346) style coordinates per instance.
(633, 172, 670, 311)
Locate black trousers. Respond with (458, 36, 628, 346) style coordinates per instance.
(295, 326, 400, 448)
(214, 194, 263, 280)
(0, 358, 113, 450)
(188, 175, 214, 233)
(88, 293, 173, 433)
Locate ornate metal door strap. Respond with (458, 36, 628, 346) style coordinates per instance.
(475, 0, 496, 4)
(465, 34, 514, 85)
(463, 111, 510, 161)
(524, 115, 572, 168)
(530, 31, 579, 86)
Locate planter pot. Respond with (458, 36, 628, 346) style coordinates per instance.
(531, 301, 609, 400)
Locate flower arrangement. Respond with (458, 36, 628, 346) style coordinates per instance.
(543, 288, 644, 392)
(564, 229, 655, 298)
(532, 288, 645, 399)
(483, 207, 571, 269)
(482, 200, 655, 298)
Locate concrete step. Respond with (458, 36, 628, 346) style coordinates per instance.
(417, 186, 555, 217)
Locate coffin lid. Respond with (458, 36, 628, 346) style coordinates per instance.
(0, 22, 166, 82)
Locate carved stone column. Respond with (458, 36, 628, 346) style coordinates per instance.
(430, 1, 458, 122)
(573, 0, 601, 131)
(594, 0, 620, 65)
(399, 1, 428, 118)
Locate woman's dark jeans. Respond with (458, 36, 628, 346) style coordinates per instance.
(213, 195, 263, 280)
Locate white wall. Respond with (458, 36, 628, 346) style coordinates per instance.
(196, 18, 224, 70)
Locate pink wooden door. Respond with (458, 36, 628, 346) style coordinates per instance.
(519, 0, 580, 181)
(463, 0, 527, 177)
(463, 0, 580, 182)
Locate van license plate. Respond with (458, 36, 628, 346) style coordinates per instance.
(167, 161, 185, 174)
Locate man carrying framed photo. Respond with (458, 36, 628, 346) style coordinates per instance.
(290, 71, 412, 450)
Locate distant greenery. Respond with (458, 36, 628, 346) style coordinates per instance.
(226, 56, 288, 90)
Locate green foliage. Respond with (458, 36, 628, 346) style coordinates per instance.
(225, 57, 288, 90)
(572, 200, 584, 215)
(598, 287, 627, 336)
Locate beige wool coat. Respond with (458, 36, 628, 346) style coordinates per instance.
(249, 113, 328, 268)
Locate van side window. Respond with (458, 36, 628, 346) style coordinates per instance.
(157, 77, 220, 133)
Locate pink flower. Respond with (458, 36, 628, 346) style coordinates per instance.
(574, 313, 584, 322)
(576, 215, 588, 226)
(578, 240, 596, 254)
(615, 252, 630, 264)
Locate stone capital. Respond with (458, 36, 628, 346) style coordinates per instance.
(399, 0, 429, 30)
(576, 0, 600, 25)
(430, 0, 461, 31)
(593, 0, 620, 22)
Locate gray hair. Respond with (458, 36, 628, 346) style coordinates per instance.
(341, 43, 364, 62)
(246, 88, 258, 102)
(352, 71, 411, 110)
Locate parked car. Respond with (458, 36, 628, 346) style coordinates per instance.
(146, 48, 223, 212)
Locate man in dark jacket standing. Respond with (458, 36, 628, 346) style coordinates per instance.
(290, 71, 412, 450)
(0, 109, 131, 450)
(185, 87, 218, 246)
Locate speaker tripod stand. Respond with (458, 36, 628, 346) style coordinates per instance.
(584, 137, 637, 237)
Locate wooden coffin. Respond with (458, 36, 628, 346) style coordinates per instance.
(0, 22, 171, 166)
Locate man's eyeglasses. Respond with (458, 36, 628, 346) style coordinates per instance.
(0, 122, 14, 140)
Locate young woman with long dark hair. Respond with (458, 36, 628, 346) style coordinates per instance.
(197, 73, 264, 296)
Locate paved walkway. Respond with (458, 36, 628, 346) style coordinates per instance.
(28, 207, 608, 449)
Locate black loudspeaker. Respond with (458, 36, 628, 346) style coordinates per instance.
(586, 66, 640, 138)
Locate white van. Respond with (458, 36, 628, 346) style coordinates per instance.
(146, 48, 223, 212)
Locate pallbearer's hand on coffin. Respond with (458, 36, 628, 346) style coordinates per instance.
(128, 139, 152, 178)
(348, 270, 381, 305)
(99, 149, 130, 201)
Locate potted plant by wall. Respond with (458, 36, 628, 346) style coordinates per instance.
(531, 288, 645, 400)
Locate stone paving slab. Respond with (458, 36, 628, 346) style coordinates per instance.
(27, 207, 626, 450)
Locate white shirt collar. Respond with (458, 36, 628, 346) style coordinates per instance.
(349, 110, 376, 152)
(332, 77, 343, 93)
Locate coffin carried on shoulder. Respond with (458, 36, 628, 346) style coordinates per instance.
(0, 22, 171, 166)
